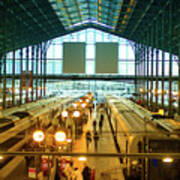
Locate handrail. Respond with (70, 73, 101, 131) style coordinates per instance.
(0, 151, 180, 159)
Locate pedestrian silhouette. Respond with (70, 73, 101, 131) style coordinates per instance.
(100, 113, 104, 122)
(93, 131, 99, 151)
(86, 131, 92, 150)
(82, 163, 92, 180)
(92, 120, 97, 132)
(99, 119, 103, 134)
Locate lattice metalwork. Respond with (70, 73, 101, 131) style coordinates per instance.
(0, 0, 179, 55)
(49, 0, 123, 30)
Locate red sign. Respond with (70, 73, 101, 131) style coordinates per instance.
(40, 157, 52, 176)
(59, 158, 71, 175)
(28, 167, 36, 179)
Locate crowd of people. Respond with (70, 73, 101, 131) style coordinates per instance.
(86, 107, 105, 151)
(53, 101, 105, 180)
(54, 160, 93, 180)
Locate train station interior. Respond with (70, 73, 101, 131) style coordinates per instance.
(0, 0, 180, 179)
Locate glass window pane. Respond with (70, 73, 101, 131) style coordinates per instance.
(87, 31, 94, 43)
(86, 60, 95, 74)
(118, 62, 126, 75)
(54, 45, 61, 58)
(127, 45, 134, 59)
(86, 45, 95, 58)
(79, 32, 85, 42)
(119, 45, 127, 59)
(96, 32, 102, 42)
(173, 62, 178, 76)
(47, 46, 53, 58)
(127, 62, 135, 75)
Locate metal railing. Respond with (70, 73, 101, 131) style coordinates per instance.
(1, 151, 180, 159)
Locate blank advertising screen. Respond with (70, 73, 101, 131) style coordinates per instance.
(95, 43, 118, 73)
(63, 42, 85, 73)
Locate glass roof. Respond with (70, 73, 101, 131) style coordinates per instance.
(49, 0, 122, 30)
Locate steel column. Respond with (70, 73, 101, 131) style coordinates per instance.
(135, 43, 138, 94)
(178, 41, 180, 115)
(2, 2, 7, 109)
(0, 55, 2, 86)
(150, 23, 154, 111)
(139, 44, 142, 99)
(36, 45, 39, 100)
(12, 50, 16, 106)
(146, 31, 150, 108)
(40, 44, 43, 99)
(161, 12, 165, 109)
(139, 43, 141, 92)
(155, 18, 159, 110)
(139, 43, 141, 96)
(2, 54, 7, 109)
(143, 42, 146, 105)
(26, 47, 29, 103)
(19, 49, 23, 105)
(43, 49, 47, 97)
(31, 46, 34, 102)
(168, 1, 173, 117)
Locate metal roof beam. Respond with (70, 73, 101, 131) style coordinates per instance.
(129, 0, 154, 38)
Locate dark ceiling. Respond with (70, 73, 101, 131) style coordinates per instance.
(0, 0, 179, 55)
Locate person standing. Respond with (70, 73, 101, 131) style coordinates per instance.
(93, 131, 99, 151)
(85, 131, 92, 150)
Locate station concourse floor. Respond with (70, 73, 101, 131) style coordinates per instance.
(6, 109, 125, 180)
(72, 109, 125, 180)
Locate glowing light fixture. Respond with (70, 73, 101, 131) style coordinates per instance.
(81, 103, 86, 108)
(73, 103, 78, 108)
(139, 88, 144, 93)
(162, 157, 174, 163)
(78, 156, 87, 161)
(158, 109, 164, 116)
(0, 156, 3, 160)
(67, 138, 72, 143)
(33, 130, 45, 142)
(62, 111, 68, 118)
(73, 111, 80, 118)
(55, 131, 66, 142)
(132, 160, 138, 165)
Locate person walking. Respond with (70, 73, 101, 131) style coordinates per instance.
(100, 113, 104, 122)
(99, 119, 103, 134)
(93, 131, 99, 151)
(82, 163, 91, 180)
(92, 120, 96, 132)
(86, 131, 92, 150)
